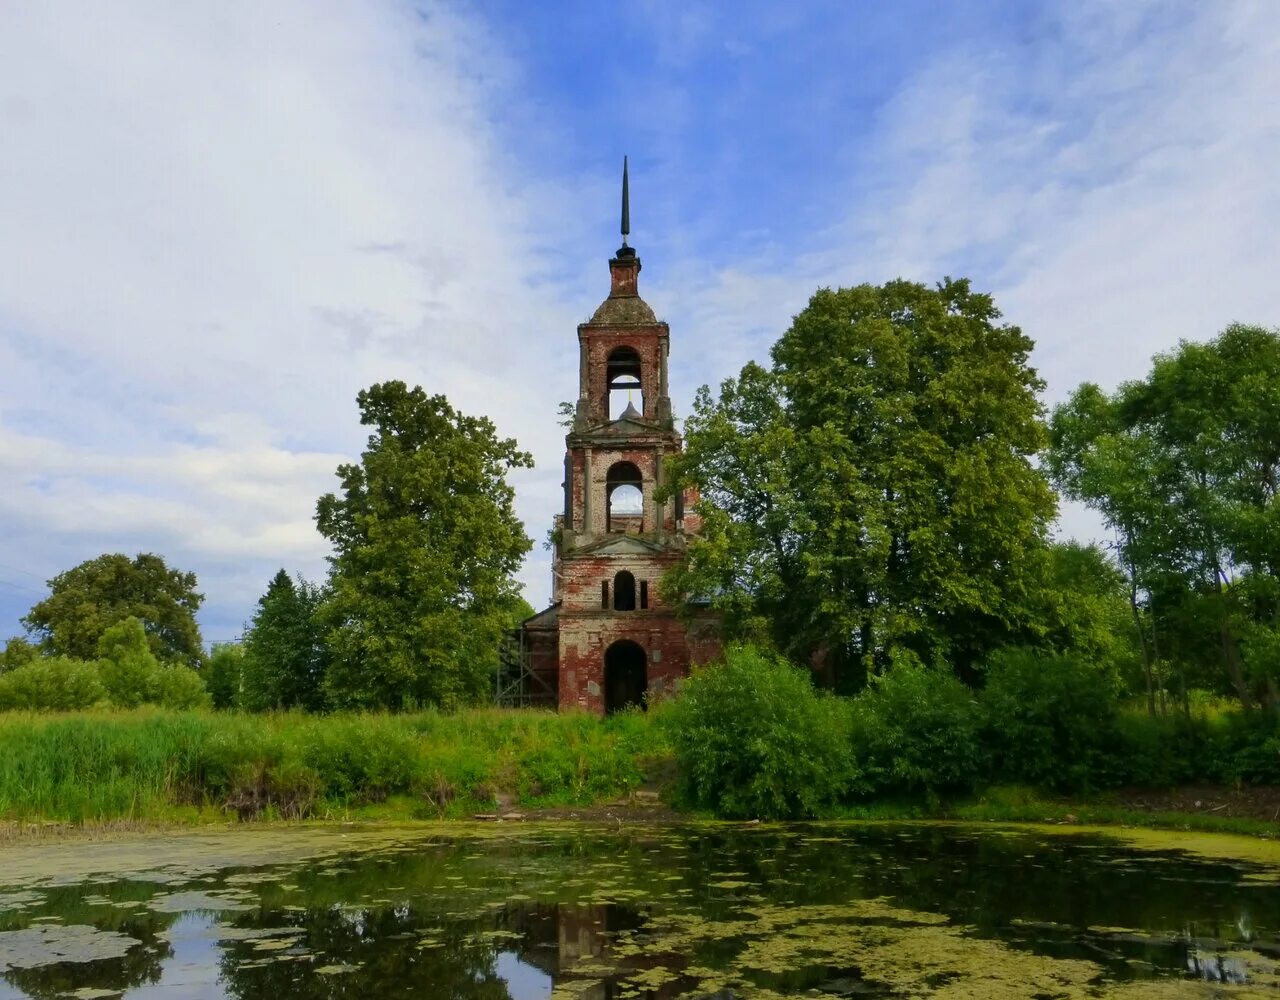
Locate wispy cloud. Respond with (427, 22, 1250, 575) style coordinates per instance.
(1, 0, 1276, 639)
(0, 1, 578, 635)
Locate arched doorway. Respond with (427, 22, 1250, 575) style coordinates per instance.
(604, 640, 647, 714)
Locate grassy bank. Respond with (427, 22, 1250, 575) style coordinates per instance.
(0, 708, 666, 824)
(832, 788, 1280, 839)
(1, 707, 1276, 840)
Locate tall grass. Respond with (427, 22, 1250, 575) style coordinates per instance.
(0, 707, 669, 824)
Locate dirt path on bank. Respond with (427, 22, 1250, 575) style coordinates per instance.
(1109, 784, 1280, 824)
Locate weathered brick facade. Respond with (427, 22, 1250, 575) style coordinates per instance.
(520, 235, 719, 714)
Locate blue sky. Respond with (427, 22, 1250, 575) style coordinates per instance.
(1, 1, 1277, 641)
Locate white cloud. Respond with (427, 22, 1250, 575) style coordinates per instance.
(656, 0, 1280, 547)
(0, 1, 578, 635)
(2, 0, 1276, 642)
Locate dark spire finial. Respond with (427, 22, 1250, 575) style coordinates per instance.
(620, 155, 630, 248)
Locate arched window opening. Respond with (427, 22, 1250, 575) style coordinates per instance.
(607, 346, 644, 420)
(639, 580, 649, 610)
(613, 570, 636, 611)
(601, 580, 609, 609)
(606, 461, 644, 533)
(604, 640, 647, 713)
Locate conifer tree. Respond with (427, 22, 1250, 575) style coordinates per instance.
(241, 570, 328, 711)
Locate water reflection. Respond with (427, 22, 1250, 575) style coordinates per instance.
(1, 825, 1278, 998)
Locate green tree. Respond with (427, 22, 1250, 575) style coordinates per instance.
(23, 553, 204, 666)
(97, 616, 162, 707)
(96, 616, 209, 709)
(1049, 324, 1280, 713)
(241, 571, 328, 711)
(665, 279, 1056, 684)
(663, 643, 856, 819)
(0, 657, 106, 711)
(205, 643, 246, 710)
(316, 382, 533, 709)
(1030, 541, 1138, 683)
(0, 636, 39, 674)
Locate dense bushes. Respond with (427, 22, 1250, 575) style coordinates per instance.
(981, 647, 1121, 791)
(852, 662, 986, 798)
(0, 618, 209, 712)
(0, 708, 658, 823)
(0, 657, 106, 711)
(663, 644, 856, 819)
(662, 643, 1280, 819)
(1, 642, 1277, 826)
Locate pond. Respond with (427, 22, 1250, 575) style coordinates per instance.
(1, 822, 1278, 998)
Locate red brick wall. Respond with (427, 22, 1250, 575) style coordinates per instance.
(557, 611, 699, 713)
(582, 333, 665, 423)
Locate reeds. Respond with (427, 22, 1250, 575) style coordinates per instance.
(0, 707, 666, 824)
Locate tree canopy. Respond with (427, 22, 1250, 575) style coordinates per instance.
(1048, 323, 1280, 713)
(22, 552, 204, 666)
(663, 279, 1057, 684)
(315, 381, 533, 709)
(241, 570, 328, 711)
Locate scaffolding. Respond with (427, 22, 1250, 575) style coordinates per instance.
(495, 628, 557, 708)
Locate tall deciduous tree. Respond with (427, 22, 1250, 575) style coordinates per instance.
(665, 280, 1056, 684)
(316, 382, 533, 709)
(241, 570, 328, 712)
(1049, 324, 1280, 714)
(23, 553, 204, 666)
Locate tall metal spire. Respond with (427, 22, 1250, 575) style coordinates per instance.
(620, 155, 630, 248)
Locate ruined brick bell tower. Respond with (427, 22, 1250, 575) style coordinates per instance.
(519, 159, 719, 714)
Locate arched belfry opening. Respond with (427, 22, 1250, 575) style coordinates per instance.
(604, 640, 647, 713)
(511, 159, 723, 716)
(606, 461, 643, 532)
(613, 570, 636, 611)
(607, 346, 643, 419)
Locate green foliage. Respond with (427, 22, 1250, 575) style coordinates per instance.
(1049, 324, 1280, 713)
(96, 618, 163, 708)
(0, 657, 106, 711)
(0, 618, 207, 713)
(155, 665, 211, 710)
(205, 644, 245, 710)
(22, 552, 204, 666)
(662, 644, 856, 819)
(982, 647, 1120, 792)
(1108, 704, 1280, 788)
(316, 382, 534, 710)
(1031, 542, 1137, 674)
(851, 660, 986, 797)
(665, 280, 1055, 684)
(0, 708, 664, 823)
(241, 571, 328, 711)
(0, 637, 38, 674)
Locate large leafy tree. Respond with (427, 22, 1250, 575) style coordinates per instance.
(665, 279, 1056, 684)
(22, 552, 204, 666)
(316, 382, 533, 709)
(241, 570, 328, 711)
(1049, 324, 1280, 713)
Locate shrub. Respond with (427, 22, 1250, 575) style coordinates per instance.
(852, 662, 986, 797)
(1223, 713, 1280, 784)
(156, 666, 211, 710)
(204, 645, 245, 710)
(0, 657, 106, 711)
(0, 637, 39, 674)
(662, 643, 856, 819)
(982, 646, 1120, 792)
(97, 618, 162, 708)
(297, 716, 422, 803)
